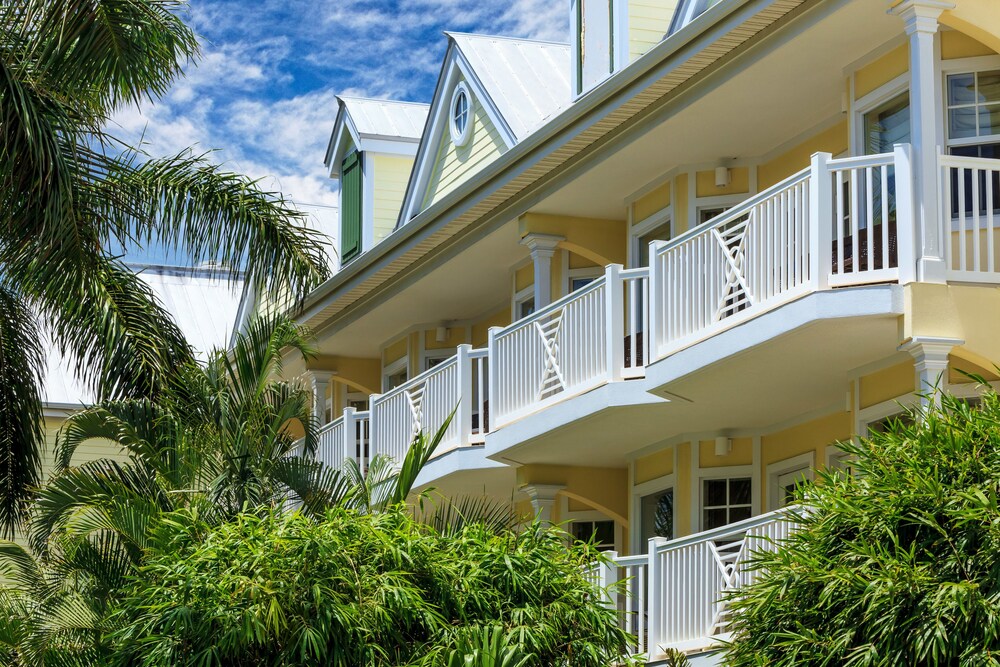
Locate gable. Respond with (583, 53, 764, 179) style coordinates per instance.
(421, 88, 508, 210)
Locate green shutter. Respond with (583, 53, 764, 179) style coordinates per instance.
(341, 151, 363, 263)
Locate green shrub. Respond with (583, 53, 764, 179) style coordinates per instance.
(725, 391, 1000, 666)
(107, 506, 638, 666)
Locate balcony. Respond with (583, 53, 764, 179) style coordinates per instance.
(314, 146, 1000, 475)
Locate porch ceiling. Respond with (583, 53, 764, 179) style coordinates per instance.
(313, 219, 525, 357)
(532, 0, 902, 219)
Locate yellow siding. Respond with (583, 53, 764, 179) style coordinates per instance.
(758, 120, 849, 190)
(635, 447, 674, 484)
(423, 91, 507, 209)
(628, 0, 680, 62)
(760, 411, 852, 509)
(854, 44, 908, 99)
(859, 361, 914, 408)
(371, 155, 413, 245)
(695, 166, 750, 198)
(632, 181, 671, 223)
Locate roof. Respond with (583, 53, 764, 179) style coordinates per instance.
(448, 33, 572, 141)
(43, 265, 245, 408)
(337, 97, 429, 141)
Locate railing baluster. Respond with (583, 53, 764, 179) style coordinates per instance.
(973, 167, 981, 273)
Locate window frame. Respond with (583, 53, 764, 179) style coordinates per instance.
(940, 57, 1000, 152)
(698, 471, 753, 532)
(765, 452, 815, 511)
(382, 356, 409, 393)
(628, 208, 672, 269)
(850, 72, 909, 157)
(631, 473, 675, 554)
(449, 81, 473, 147)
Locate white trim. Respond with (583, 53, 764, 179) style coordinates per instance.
(381, 355, 409, 392)
(362, 149, 375, 253)
(631, 472, 676, 554)
(512, 285, 535, 321)
(695, 465, 755, 533)
(765, 451, 815, 511)
(851, 73, 910, 156)
(628, 207, 672, 268)
(565, 263, 604, 295)
(449, 81, 473, 147)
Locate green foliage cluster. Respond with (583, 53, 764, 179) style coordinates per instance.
(105, 506, 636, 667)
(725, 390, 1000, 666)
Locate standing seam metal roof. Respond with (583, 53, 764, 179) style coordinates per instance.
(338, 97, 429, 141)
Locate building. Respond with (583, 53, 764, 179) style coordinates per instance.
(41, 265, 244, 476)
(285, 0, 1000, 661)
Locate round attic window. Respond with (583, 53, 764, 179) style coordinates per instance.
(449, 82, 472, 146)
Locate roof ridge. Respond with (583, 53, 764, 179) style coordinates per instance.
(445, 31, 570, 48)
(337, 95, 430, 108)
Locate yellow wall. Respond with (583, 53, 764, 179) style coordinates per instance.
(694, 167, 750, 198)
(760, 411, 852, 509)
(941, 1, 1000, 55)
(471, 307, 510, 347)
(423, 88, 507, 209)
(383, 337, 408, 367)
(758, 120, 849, 190)
(628, 0, 680, 62)
(674, 442, 692, 536)
(423, 326, 470, 351)
(371, 154, 413, 245)
(674, 173, 690, 235)
(854, 44, 908, 99)
(635, 446, 674, 484)
(517, 464, 628, 525)
(859, 361, 914, 408)
(632, 181, 671, 223)
(520, 213, 627, 267)
(941, 30, 996, 59)
(698, 437, 753, 468)
(514, 264, 533, 292)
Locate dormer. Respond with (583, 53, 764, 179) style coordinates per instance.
(400, 34, 570, 224)
(324, 97, 429, 265)
(572, 0, 720, 97)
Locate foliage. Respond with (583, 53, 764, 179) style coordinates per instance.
(104, 506, 637, 667)
(0, 0, 331, 533)
(724, 390, 1000, 666)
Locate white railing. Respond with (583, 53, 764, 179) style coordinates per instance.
(371, 352, 463, 462)
(621, 267, 650, 380)
(597, 508, 798, 659)
(313, 408, 369, 473)
(941, 153, 1000, 283)
(469, 348, 489, 444)
(652, 146, 914, 358)
(489, 274, 609, 427)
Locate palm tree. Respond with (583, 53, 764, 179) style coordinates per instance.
(0, 0, 332, 533)
(0, 315, 458, 665)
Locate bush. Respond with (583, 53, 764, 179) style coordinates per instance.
(107, 506, 637, 666)
(725, 391, 1000, 666)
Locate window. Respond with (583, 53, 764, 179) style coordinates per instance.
(449, 82, 472, 146)
(571, 520, 616, 551)
(567, 266, 603, 294)
(863, 93, 910, 155)
(634, 220, 672, 268)
(640, 488, 674, 548)
(513, 286, 535, 320)
(383, 358, 408, 392)
(766, 453, 815, 511)
(340, 151, 363, 263)
(424, 353, 451, 371)
(698, 206, 731, 225)
(945, 70, 1000, 219)
(702, 477, 752, 530)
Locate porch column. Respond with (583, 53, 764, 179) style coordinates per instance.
(893, 0, 954, 283)
(521, 233, 564, 310)
(522, 484, 564, 525)
(307, 370, 336, 425)
(899, 336, 963, 407)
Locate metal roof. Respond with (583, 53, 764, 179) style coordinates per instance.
(42, 265, 244, 408)
(448, 33, 572, 141)
(338, 97, 429, 141)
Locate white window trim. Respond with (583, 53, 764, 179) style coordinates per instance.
(694, 196, 746, 226)
(421, 350, 453, 372)
(765, 451, 815, 511)
(560, 499, 623, 552)
(512, 284, 534, 322)
(850, 73, 910, 157)
(628, 207, 672, 269)
(566, 265, 604, 295)
(631, 473, 675, 555)
(449, 81, 473, 147)
(381, 356, 409, 393)
(939, 56, 1000, 151)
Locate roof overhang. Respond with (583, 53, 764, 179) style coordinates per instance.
(298, 0, 825, 336)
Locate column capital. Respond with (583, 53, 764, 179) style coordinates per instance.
(898, 336, 963, 363)
(520, 233, 564, 258)
(521, 484, 565, 525)
(305, 369, 338, 383)
(891, 0, 954, 34)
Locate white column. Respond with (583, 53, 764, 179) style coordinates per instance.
(307, 370, 336, 425)
(521, 233, 564, 310)
(893, 0, 954, 283)
(522, 484, 564, 525)
(899, 336, 963, 407)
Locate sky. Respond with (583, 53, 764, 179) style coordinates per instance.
(113, 0, 569, 264)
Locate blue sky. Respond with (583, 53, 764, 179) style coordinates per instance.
(113, 0, 567, 264)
